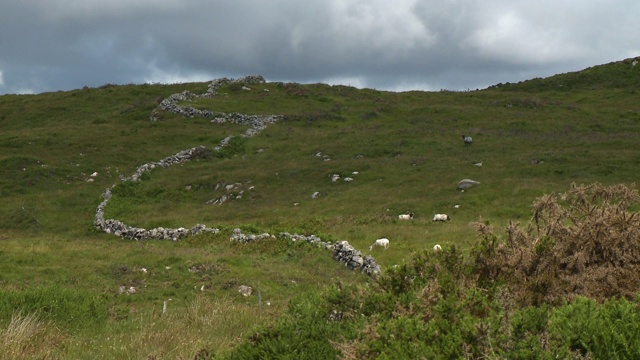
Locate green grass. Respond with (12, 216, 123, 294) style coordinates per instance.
(1, 57, 640, 358)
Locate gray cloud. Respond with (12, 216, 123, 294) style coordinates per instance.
(1, 0, 638, 94)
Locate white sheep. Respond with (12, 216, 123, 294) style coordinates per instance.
(398, 212, 414, 220)
(433, 244, 442, 252)
(433, 214, 450, 222)
(369, 238, 389, 251)
(462, 135, 473, 146)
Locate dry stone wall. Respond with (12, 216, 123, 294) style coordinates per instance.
(231, 229, 381, 275)
(94, 75, 381, 276)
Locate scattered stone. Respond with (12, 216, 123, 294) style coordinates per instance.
(238, 285, 253, 296)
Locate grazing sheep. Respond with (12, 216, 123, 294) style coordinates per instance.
(398, 212, 414, 220)
(433, 244, 442, 252)
(369, 238, 390, 251)
(433, 214, 450, 222)
(462, 135, 473, 146)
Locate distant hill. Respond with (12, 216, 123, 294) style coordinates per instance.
(487, 56, 640, 92)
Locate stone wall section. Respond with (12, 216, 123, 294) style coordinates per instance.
(231, 229, 381, 275)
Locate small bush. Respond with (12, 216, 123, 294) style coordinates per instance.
(224, 293, 357, 360)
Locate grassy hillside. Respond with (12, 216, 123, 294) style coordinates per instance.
(1, 57, 640, 358)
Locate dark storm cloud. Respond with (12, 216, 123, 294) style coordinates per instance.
(1, 0, 638, 94)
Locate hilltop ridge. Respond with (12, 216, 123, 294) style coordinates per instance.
(487, 56, 640, 92)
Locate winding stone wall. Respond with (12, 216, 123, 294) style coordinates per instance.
(94, 75, 381, 276)
(231, 229, 381, 275)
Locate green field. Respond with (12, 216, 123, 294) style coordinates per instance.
(1, 57, 640, 358)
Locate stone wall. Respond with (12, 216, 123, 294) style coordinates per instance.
(94, 76, 382, 276)
(231, 229, 381, 275)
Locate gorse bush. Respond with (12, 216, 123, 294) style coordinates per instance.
(473, 182, 640, 305)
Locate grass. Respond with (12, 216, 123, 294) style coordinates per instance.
(1, 57, 639, 357)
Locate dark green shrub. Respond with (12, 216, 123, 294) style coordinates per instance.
(549, 296, 640, 359)
(223, 294, 358, 360)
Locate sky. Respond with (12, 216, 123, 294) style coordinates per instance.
(1, 0, 638, 95)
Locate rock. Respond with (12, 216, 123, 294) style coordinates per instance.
(458, 179, 481, 190)
(238, 285, 252, 296)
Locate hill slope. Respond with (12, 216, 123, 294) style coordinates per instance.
(1, 58, 640, 358)
(489, 56, 640, 91)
